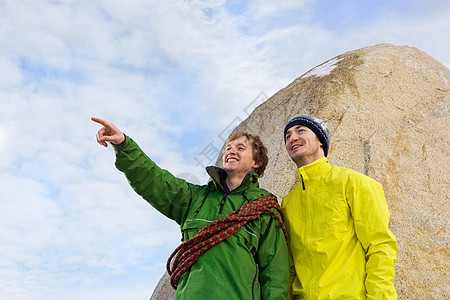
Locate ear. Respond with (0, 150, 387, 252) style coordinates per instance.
(252, 161, 262, 169)
(316, 136, 323, 147)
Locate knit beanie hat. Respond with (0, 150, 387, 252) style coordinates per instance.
(283, 114, 331, 156)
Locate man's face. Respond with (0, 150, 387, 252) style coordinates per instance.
(222, 136, 260, 175)
(285, 125, 323, 166)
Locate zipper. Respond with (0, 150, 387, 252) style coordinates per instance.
(244, 238, 258, 300)
(300, 173, 306, 190)
(218, 177, 230, 214)
(219, 194, 227, 214)
(196, 193, 209, 213)
(251, 263, 258, 300)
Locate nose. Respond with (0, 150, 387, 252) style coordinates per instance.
(224, 147, 236, 158)
(288, 133, 298, 143)
(227, 149, 236, 156)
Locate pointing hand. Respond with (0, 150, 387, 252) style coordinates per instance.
(91, 117, 125, 147)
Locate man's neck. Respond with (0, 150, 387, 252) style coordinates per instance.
(225, 172, 248, 191)
(295, 154, 325, 168)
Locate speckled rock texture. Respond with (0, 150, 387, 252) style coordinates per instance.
(151, 44, 449, 299)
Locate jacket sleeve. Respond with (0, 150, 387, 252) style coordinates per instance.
(346, 173, 398, 299)
(286, 242, 301, 300)
(257, 210, 290, 300)
(113, 135, 195, 225)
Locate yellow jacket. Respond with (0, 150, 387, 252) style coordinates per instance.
(282, 157, 397, 299)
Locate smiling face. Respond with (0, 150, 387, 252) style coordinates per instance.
(222, 136, 261, 176)
(285, 125, 324, 167)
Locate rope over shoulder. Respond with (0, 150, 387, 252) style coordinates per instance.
(166, 195, 288, 290)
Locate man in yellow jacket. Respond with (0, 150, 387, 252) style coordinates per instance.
(282, 114, 398, 299)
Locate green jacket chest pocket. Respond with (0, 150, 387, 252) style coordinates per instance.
(181, 219, 213, 241)
(234, 221, 260, 258)
(181, 218, 261, 257)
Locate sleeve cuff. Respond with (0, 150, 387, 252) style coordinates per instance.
(112, 133, 129, 153)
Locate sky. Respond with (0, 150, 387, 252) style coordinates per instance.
(0, 0, 449, 299)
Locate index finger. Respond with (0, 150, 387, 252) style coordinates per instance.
(91, 117, 110, 127)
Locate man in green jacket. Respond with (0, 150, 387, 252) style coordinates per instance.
(282, 115, 398, 299)
(92, 117, 289, 300)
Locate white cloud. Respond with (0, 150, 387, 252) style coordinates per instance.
(248, 0, 313, 18)
(0, 0, 448, 298)
(0, 57, 22, 86)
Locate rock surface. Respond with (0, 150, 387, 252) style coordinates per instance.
(150, 272, 174, 300)
(151, 44, 449, 299)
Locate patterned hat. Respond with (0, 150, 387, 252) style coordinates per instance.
(284, 114, 330, 156)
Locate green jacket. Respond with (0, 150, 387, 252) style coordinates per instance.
(113, 136, 289, 300)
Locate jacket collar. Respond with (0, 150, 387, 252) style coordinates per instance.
(297, 156, 331, 181)
(206, 166, 259, 194)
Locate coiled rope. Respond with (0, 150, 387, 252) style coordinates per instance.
(166, 195, 287, 289)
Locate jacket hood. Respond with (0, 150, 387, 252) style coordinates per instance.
(206, 166, 259, 194)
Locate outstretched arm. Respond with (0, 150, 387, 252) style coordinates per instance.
(91, 117, 125, 147)
(92, 117, 195, 224)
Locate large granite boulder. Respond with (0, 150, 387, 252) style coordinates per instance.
(151, 44, 449, 299)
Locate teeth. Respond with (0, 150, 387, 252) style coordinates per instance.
(228, 158, 237, 162)
(292, 145, 299, 150)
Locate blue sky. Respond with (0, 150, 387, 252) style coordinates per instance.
(1, 0, 449, 299)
